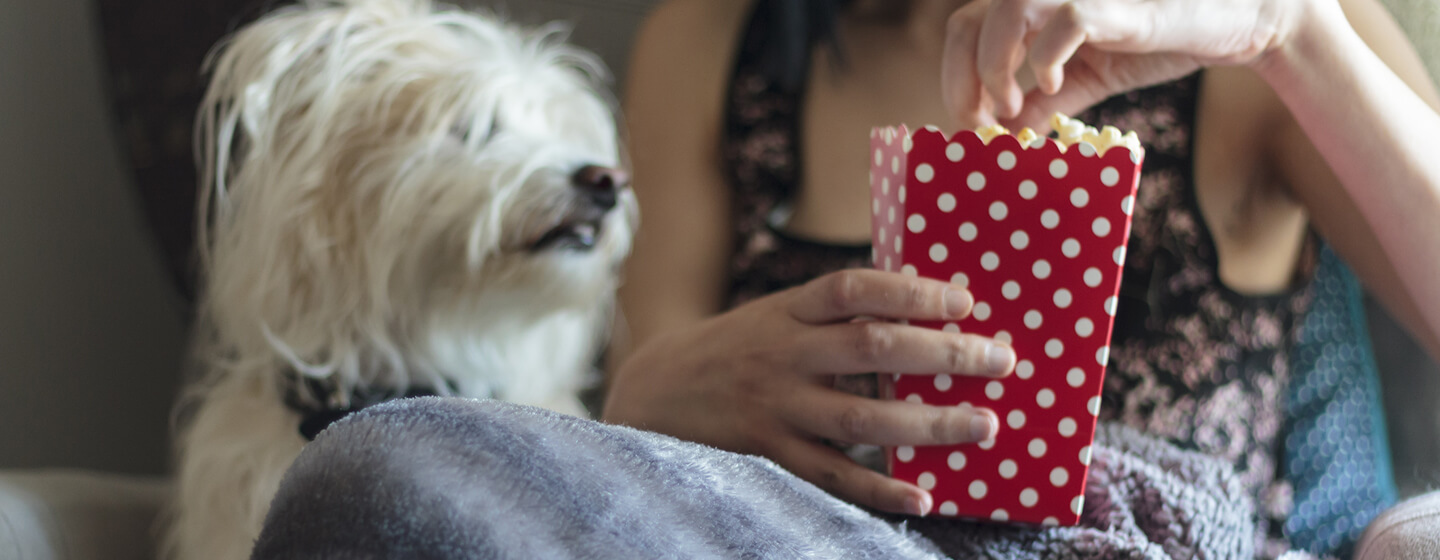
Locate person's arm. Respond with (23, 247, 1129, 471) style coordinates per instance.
(940, 0, 1440, 358)
(1259, 0, 1440, 358)
(608, 0, 741, 367)
(605, 0, 1011, 517)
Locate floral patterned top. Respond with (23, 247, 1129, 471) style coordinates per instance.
(720, 7, 1313, 558)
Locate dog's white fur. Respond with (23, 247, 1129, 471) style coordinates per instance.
(165, 1, 635, 558)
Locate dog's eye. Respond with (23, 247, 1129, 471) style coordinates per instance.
(449, 118, 500, 145)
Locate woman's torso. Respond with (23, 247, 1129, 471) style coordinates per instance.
(720, 2, 1313, 555)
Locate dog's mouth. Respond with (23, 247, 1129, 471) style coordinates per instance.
(528, 216, 606, 252)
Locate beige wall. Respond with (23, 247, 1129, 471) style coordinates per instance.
(0, 0, 187, 473)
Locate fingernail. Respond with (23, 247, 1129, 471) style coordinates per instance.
(986, 344, 1015, 376)
(944, 289, 970, 319)
(905, 493, 932, 517)
(970, 413, 996, 441)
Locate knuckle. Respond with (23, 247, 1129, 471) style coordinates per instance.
(852, 322, 895, 363)
(901, 282, 929, 313)
(838, 404, 875, 442)
(928, 408, 963, 443)
(945, 335, 977, 373)
(813, 465, 844, 492)
(827, 271, 864, 314)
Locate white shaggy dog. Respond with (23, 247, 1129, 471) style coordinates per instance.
(164, 1, 636, 558)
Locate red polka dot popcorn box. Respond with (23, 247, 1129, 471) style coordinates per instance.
(869, 116, 1143, 526)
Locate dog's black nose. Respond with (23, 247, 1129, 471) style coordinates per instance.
(571, 165, 628, 210)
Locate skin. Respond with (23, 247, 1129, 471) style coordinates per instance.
(607, 0, 1440, 517)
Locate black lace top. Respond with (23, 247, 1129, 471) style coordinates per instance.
(720, 6, 1313, 557)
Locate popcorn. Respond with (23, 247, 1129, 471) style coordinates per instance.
(1047, 114, 1141, 157)
(869, 120, 1144, 526)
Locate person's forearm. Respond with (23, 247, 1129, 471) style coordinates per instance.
(1255, 1, 1440, 347)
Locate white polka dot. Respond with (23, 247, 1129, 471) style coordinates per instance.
(1066, 368, 1085, 388)
(1016, 359, 1034, 379)
(997, 150, 1017, 170)
(1037, 388, 1056, 408)
(1058, 417, 1077, 437)
(994, 330, 1012, 345)
(929, 243, 948, 263)
(900, 264, 917, 277)
(1104, 296, 1117, 316)
(907, 214, 926, 233)
(906, 393, 923, 404)
(1002, 281, 1021, 300)
(1018, 180, 1038, 200)
(969, 480, 988, 499)
(1101, 166, 1120, 186)
(958, 222, 978, 241)
(915, 163, 935, 183)
(1032, 259, 1052, 279)
(1061, 239, 1081, 258)
(1087, 395, 1102, 416)
(978, 437, 995, 449)
(1010, 230, 1029, 250)
(872, 198, 879, 215)
(1043, 517, 1060, 527)
(980, 251, 1000, 271)
(879, 227, 888, 246)
(884, 256, 892, 271)
(917, 471, 937, 490)
(1051, 467, 1070, 487)
(1071, 495, 1085, 515)
(1070, 188, 1089, 208)
(893, 235, 902, 253)
(950, 272, 969, 288)
(874, 148, 883, 166)
(1096, 346, 1110, 367)
(888, 205, 896, 224)
(967, 171, 986, 191)
(1075, 318, 1095, 337)
(881, 178, 890, 197)
(939, 501, 959, 516)
(897, 446, 915, 462)
(989, 201, 1008, 221)
(1083, 267, 1102, 287)
(1028, 438, 1048, 458)
(1113, 245, 1126, 266)
(985, 380, 1004, 400)
(942, 322, 960, 333)
(1121, 195, 1135, 215)
(991, 509, 1010, 522)
(938, 193, 957, 213)
(1080, 446, 1092, 466)
(946, 143, 965, 162)
(1049, 159, 1068, 178)
(1024, 310, 1043, 330)
(891, 156, 900, 174)
(903, 134, 913, 153)
(934, 374, 953, 391)
(898, 186, 906, 203)
(1078, 142, 1097, 157)
(1093, 217, 1111, 237)
(1045, 339, 1064, 359)
(884, 129, 894, 144)
(948, 451, 966, 471)
(871, 248, 878, 264)
(998, 459, 1018, 479)
(1053, 288, 1073, 308)
(1020, 488, 1039, 507)
(1007, 409, 1026, 429)
(973, 302, 991, 321)
(1041, 209, 1060, 229)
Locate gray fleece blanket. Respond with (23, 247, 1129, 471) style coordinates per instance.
(252, 397, 1318, 559)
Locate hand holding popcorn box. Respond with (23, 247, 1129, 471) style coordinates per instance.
(869, 115, 1144, 526)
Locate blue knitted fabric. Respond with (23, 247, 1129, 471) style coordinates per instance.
(1284, 244, 1397, 556)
